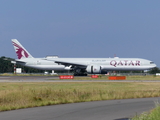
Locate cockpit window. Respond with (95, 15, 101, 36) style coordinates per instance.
(150, 62, 154, 64)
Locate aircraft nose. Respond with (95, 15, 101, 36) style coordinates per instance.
(152, 63, 157, 68)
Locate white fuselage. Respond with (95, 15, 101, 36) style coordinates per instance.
(16, 57, 156, 71)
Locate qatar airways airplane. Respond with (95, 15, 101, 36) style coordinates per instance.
(11, 39, 156, 75)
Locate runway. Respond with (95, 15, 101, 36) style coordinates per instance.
(0, 76, 160, 82)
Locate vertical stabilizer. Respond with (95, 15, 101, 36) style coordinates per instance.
(11, 39, 33, 59)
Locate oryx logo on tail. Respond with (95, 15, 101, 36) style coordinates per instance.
(12, 41, 29, 59)
(12, 39, 33, 59)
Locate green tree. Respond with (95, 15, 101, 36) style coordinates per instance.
(149, 67, 160, 74)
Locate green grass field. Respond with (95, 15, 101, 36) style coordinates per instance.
(1, 75, 160, 118)
(0, 82, 160, 111)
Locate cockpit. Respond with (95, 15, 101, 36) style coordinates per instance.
(150, 62, 155, 64)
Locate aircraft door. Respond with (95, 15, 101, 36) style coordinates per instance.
(37, 60, 41, 65)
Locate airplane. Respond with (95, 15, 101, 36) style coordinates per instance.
(11, 39, 156, 75)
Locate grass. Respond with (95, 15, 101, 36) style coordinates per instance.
(132, 103, 160, 120)
(0, 82, 160, 111)
(126, 75, 160, 80)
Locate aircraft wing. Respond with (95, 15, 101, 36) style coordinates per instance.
(3, 57, 15, 61)
(14, 60, 26, 64)
(3, 57, 26, 65)
(54, 60, 86, 68)
(44, 58, 87, 68)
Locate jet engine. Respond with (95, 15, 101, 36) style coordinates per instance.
(86, 65, 102, 74)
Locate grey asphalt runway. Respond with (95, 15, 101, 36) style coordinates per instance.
(0, 97, 159, 120)
(0, 76, 160, 82)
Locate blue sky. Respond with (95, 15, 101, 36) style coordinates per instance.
(1, 1, 160, 67)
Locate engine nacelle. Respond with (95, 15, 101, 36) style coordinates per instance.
(86, 65, 102, 74)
